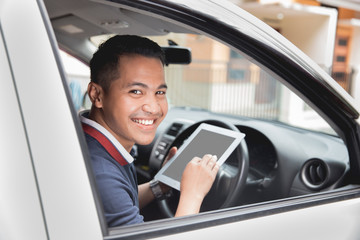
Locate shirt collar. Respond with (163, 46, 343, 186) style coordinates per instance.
(80, 111, 134, 165)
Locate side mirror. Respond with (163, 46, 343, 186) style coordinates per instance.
(162, 46, 192, 65)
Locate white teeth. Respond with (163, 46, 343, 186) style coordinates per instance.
(133, 119, 154, 125)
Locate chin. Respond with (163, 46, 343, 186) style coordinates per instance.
(135, 137, 155, 146)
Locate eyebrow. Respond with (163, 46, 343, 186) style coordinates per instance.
(126, 82, 168, 89)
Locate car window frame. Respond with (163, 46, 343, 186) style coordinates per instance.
(36, 0, 109, 236)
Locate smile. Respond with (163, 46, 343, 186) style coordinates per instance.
(132, 119, 155, 126)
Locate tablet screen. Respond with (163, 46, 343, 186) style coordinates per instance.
(162, 128, 236, 182)
(155, 123, 245, 190)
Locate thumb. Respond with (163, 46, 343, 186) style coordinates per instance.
(163, 146, 177, 167)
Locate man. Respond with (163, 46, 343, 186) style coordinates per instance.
(81, 35, 219, 227)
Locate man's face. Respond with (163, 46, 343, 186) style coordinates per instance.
(99, 54, 168, 152)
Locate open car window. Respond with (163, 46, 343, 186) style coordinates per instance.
(63, 31, 348, 211)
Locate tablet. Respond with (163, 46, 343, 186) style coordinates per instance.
(154, 123, 245, 191)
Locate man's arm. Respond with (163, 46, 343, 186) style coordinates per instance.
(138, 182, 154, 209)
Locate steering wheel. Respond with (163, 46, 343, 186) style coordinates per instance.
(158, 119, 249, 217)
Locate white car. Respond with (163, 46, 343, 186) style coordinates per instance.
(1, 0, 360, 239)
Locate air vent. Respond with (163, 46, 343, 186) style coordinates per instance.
(166, 123, 183, 137)
(301, 159, 329, 190)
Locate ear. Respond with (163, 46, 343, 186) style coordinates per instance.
(87, 82, 103, 108)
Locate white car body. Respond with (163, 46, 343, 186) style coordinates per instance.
(1, 0, 360, 239)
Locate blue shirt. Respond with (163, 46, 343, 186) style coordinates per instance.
(81, 113, 144, 227)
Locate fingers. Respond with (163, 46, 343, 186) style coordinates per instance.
(181, 154, 220, 198)
(204, 154, 218, 170)
(162, 147, 177, 167)
(193, 154, 219, 171)
(168, 147, 177, 160)
(192, 156, 202, 164)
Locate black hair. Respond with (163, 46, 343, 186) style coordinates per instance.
(90, 35, 165, 92)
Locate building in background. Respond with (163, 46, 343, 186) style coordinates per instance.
(231, 0, 360, 98)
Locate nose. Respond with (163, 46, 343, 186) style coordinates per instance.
(142, 95, 160, 114)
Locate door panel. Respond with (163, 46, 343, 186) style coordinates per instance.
(0, 0, 103, 239)
(0, 7, 47, 239)
(151, 197, 360, 240)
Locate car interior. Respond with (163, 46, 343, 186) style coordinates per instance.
(43, 0, 351, 223)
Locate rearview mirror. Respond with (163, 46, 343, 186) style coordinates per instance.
(162, 46, 192, 65)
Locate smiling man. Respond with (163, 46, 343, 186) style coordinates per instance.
(80, 35, 219, 227)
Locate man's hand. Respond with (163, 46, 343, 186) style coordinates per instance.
(180, 154, 219, 199)
(175, 154, 219, 217)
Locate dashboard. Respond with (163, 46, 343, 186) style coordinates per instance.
(135, 107, 349, 208)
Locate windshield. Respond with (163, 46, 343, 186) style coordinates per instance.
(87, 33, 336, 135)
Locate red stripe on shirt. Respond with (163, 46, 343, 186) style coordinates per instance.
(82, 123, 128, 166)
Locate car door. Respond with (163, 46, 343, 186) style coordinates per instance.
(0, 0, 103, 239)
(3, 0, 360, 239)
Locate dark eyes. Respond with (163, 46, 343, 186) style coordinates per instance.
(156, 90, 166, 95)
(129, 90, 142, 95)
(129, 90, 166, 95)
